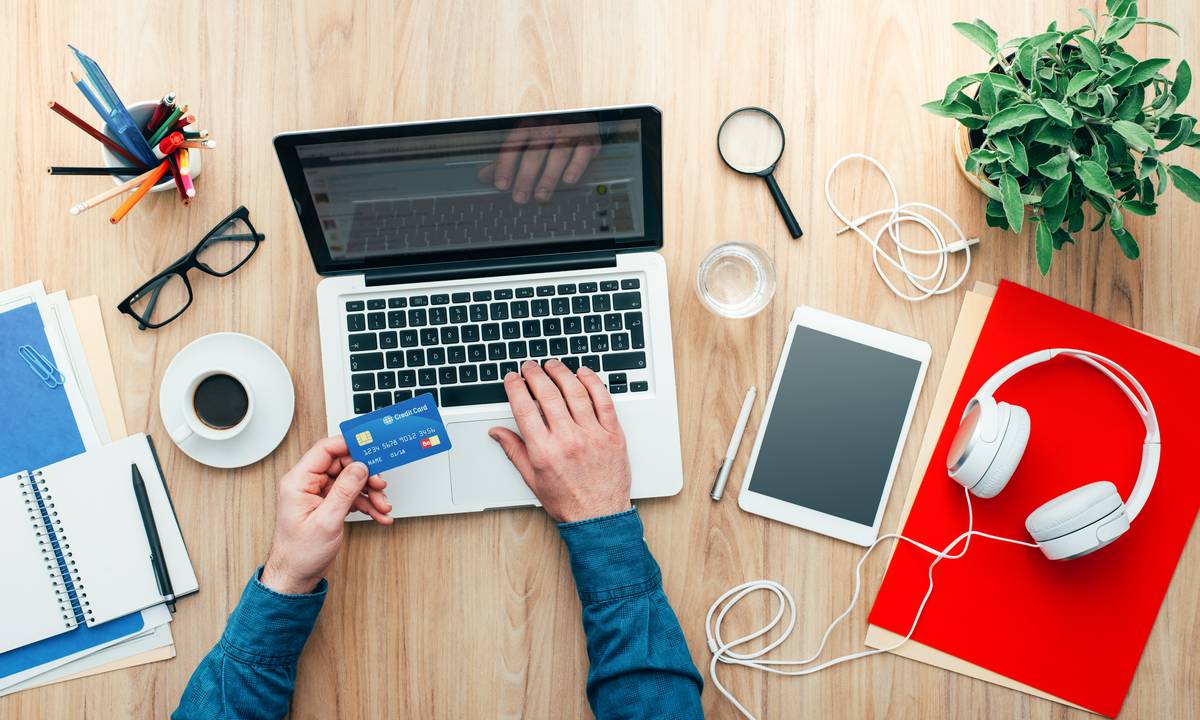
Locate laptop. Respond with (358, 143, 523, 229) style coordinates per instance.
(274, 105, 684, 519)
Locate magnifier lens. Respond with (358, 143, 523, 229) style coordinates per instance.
(717, 108, 784, 174)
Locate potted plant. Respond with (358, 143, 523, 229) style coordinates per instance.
(924, 0, 1200, 274)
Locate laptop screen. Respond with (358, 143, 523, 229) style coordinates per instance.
(276, 108, 662, 275)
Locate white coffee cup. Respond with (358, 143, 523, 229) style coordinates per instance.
(169, 368, 255, 444)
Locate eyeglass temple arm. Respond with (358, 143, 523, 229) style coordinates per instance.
(138, 280, 167, 331)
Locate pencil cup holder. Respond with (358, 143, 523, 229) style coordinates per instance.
(100, 100, 201, 193)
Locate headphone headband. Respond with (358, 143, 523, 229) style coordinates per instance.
(973, 348, 1159, 521)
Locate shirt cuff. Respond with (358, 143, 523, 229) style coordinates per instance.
(558, 507, 661, 603)
(219, 567, 328, 665)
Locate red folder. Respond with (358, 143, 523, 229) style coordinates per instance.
(867, 281, 1200, 717)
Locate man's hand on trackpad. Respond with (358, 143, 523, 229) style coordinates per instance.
(489, 359, 632, 523)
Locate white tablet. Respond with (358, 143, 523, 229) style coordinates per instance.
(738, 306, 930, 546)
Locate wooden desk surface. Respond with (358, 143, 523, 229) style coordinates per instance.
(3, 1, 1198, 717)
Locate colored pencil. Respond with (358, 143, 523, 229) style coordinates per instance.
(69, 71, 108, 118)
(166, 154, 189, 204)
(178, 149, 196, 198)
(48, 100, 145, 167)
(147, 104, 185, 146)
(173, 113, 195, 131)
(182, 130, 209, 140)
(110, 162, 169, 224)
(48, 166, 143, 176)
(69, 161, 166, 215)
(179, 140, 216, 150)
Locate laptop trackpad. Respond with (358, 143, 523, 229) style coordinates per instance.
(448, 418, 537, 508)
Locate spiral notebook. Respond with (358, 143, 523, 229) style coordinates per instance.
(0, 434, 197, 655)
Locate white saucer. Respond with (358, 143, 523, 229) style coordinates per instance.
(159, 333, 295, 469)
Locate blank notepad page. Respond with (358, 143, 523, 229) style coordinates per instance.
(0, 475, 74, 654)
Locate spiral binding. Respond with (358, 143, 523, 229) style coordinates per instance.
(20, 470, 92, 627)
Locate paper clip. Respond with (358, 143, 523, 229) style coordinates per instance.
(18, 345, 65, 389)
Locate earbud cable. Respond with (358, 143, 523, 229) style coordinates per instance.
(824, 154, 979, 302)
(706, 487, 1038, 720)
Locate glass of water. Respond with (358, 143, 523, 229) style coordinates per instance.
(695, 242, 776, 318)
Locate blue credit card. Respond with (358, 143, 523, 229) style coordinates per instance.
(339, 393, 452, 473)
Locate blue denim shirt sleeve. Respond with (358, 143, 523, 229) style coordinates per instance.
(559, 507, 704, 719)
(172, 568, 326, 720)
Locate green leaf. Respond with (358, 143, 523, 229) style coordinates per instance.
(1131, 19, 1180, 37)
(1037, 152, 1070, 180)
(999, 174, 1024, 233)
(922, 100, 974, 119)
(1112, 227, 1140, 260)
(1065, 70, 1099, 96)
(1022, 32, 1062, 53)
(1175, 60, 1192, 105)
(988, 72, 1022, 94)
(1009, 140, 1029, 175)
(1052, 227, 1075, 249)
(1077, 37, 1102, 70)
(1161, 117, 1196, 154)
(986, 104, 1047, 134)
(1079, 8, 1098, 34)
(1104, 17, 1138, 43)
(1016, 44, 1036, 80)
(1042, 174, 1072, 207)
(1044, 195, 1069, 229)
(1109, 205, 1125, 231)
(1122, 200, 1157, 216)
(953, 21, 999, 55)
(1076, 160, 1117, 196)
(1033, 122, 1075, 147)
(1039, 98, 1074, 126)
(1112, 120, 1156, 151)
(991, 134, 1014, 158)
(1035, 221, 1053, 274)
(978, 74, 997, 115)
(1113, 85, 1144, 120)
(1138, 155, 1159, 181)
(1167, 165, 1200, 202)
(1119, 58, 1171, 86)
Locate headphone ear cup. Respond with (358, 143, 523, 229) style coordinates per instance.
(1026, 481, 1128, 560)
(970, 404, 1030, 498)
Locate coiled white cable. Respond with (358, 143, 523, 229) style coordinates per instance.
(706, 487, 1038, 720)
(824, 154, 979, 302)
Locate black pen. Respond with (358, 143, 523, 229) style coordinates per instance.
(131, 463, 176, 612)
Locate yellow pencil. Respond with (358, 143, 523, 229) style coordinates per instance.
(109, 162, 169, 224)
(69, 162, 167, 215)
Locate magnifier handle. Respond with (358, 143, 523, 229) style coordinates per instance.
(764, 173, 803, 239)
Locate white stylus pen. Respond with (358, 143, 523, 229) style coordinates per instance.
(710, 385, 757, 501)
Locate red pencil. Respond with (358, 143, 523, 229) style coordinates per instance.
(48, 100, 145, 168)
(166, 153, 189, 204)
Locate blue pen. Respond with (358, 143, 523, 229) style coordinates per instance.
(67, 45, 157, 166)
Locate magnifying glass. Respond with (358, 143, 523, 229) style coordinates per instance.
(717, 107, 803, 239)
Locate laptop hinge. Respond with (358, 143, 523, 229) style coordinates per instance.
(363, 250, 617, 287)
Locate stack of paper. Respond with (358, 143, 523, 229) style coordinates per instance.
(0, 282, 176, 696)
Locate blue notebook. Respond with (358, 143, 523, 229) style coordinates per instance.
(0, 304, 145, 679)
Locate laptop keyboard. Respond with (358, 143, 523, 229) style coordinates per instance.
(347, 184, 635, 255)
(343, 276, 651, 414)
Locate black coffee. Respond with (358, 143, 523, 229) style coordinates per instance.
(193, 374, 249, 429)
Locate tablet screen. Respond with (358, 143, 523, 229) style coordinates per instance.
(747, 326, 922, 526)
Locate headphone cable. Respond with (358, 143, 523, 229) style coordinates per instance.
(706, 487, 1038, 720)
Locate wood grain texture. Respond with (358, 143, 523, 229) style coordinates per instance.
(3, 1, 1198, 717)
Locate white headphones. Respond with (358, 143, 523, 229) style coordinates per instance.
(947, 348, 1161, 560)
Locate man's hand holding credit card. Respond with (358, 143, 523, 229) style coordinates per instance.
(339, 393, 453, 473)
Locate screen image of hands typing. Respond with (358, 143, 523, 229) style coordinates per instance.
(4, 2, 1200, 719)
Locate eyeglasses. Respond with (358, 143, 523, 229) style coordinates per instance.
(118, 206, 264, 329)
